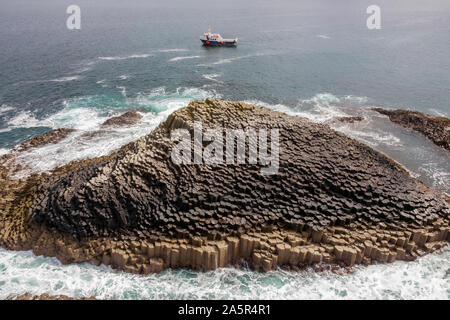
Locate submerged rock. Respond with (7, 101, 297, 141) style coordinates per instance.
(16, 128, 75, 152)
(373, 108, 450, 151)
(101, 111, 143, 128)
(0, 100, 448, 274)
(7, 293, 96, 300)
(332, 116, 364, 124)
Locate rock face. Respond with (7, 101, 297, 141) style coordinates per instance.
(0, 100, 449, 274)
(8, 293, 95, 300)
(101, 111, 143, 128)
(31, 100, 449, 238)
(373, 108, 450, 151)
(16, 128, 75, 152)
(332, 116, 364, 124)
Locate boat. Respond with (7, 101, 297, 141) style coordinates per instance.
(200, 29, 238, 47)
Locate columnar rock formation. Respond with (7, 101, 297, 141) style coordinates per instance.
(7, 293, 96, 300)
(0, 100, 449, 274)
(373, 108, 450, 151)
(100, 111, 143, 128)
(16, 128, 75, 152)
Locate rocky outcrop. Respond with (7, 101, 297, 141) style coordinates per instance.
(332, 116, 364, 124)
(31, 100, 449, 238)
(8, 293, 95, 300)
(0, 100, 448, 274)
(373, 108, 450, 151)
(101, 111, 143, 128)
(16, 128, 75, 152)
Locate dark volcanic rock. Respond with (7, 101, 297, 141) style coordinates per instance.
(30, 100, 449, 239)
(101, 111, 143, 128)
(373, 108, 450, 151)
(333, 116, 364, 124)
(8, 293, 96, 300)
(16, 128, 75, 151)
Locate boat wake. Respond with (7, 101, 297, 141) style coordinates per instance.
(158, 48, 189, 53)
(169, 56, 201, 62)
(197, 53, 267, 66)
(98, 54, 153, 61)
(245, 93, 450, 193)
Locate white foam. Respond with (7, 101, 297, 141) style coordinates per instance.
(244, 93, 350, 123)
(336, 126, 403, 148)
(5, 103, 109, 136)
(428, 108, 449, 118)
(198, 53, 267, 67)
(0, 105, 14, 115)
(47, 76, 81, 82)
(317, 34, 331, 39)
(169, 56, 201, 62)
(244, 94, 403, 148)
(0, 148, 10, 156)
(7, 111, 41, 128)
(418, 162, 450, 192)
(98, 54, 153, 61)
(116, 86, 127, 97)
(10, 87, 219, 177)
(0, 246, 448, 300)
(72, 59, 99, 74)
(20, 76, 82, 84)
(202, 73, 223, 83)
(118, 75, 129, 80)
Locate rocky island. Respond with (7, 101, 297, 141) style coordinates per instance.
(373, 108, 450, 151)
(0, 100, 449, 274)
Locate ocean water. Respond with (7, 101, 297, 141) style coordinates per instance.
(0, 0, 449, 299)
(0, 247, 449, 300)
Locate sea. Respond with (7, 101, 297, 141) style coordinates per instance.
(0, 0, 449, 299)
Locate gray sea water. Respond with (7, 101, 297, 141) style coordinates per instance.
(0, 0, 449, 299)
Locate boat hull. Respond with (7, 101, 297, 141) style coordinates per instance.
(201, 39, 237, 47)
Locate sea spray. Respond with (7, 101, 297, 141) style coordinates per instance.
(0, 247, 448, 300)
(7, 87, 220, 177)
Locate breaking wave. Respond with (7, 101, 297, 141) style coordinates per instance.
(202, 73, 223, 83)
(0, 246, 448, 300)
(5, 87, 220, 176)
(245, 93, 402, 147)
(1, 90, 449, 299)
